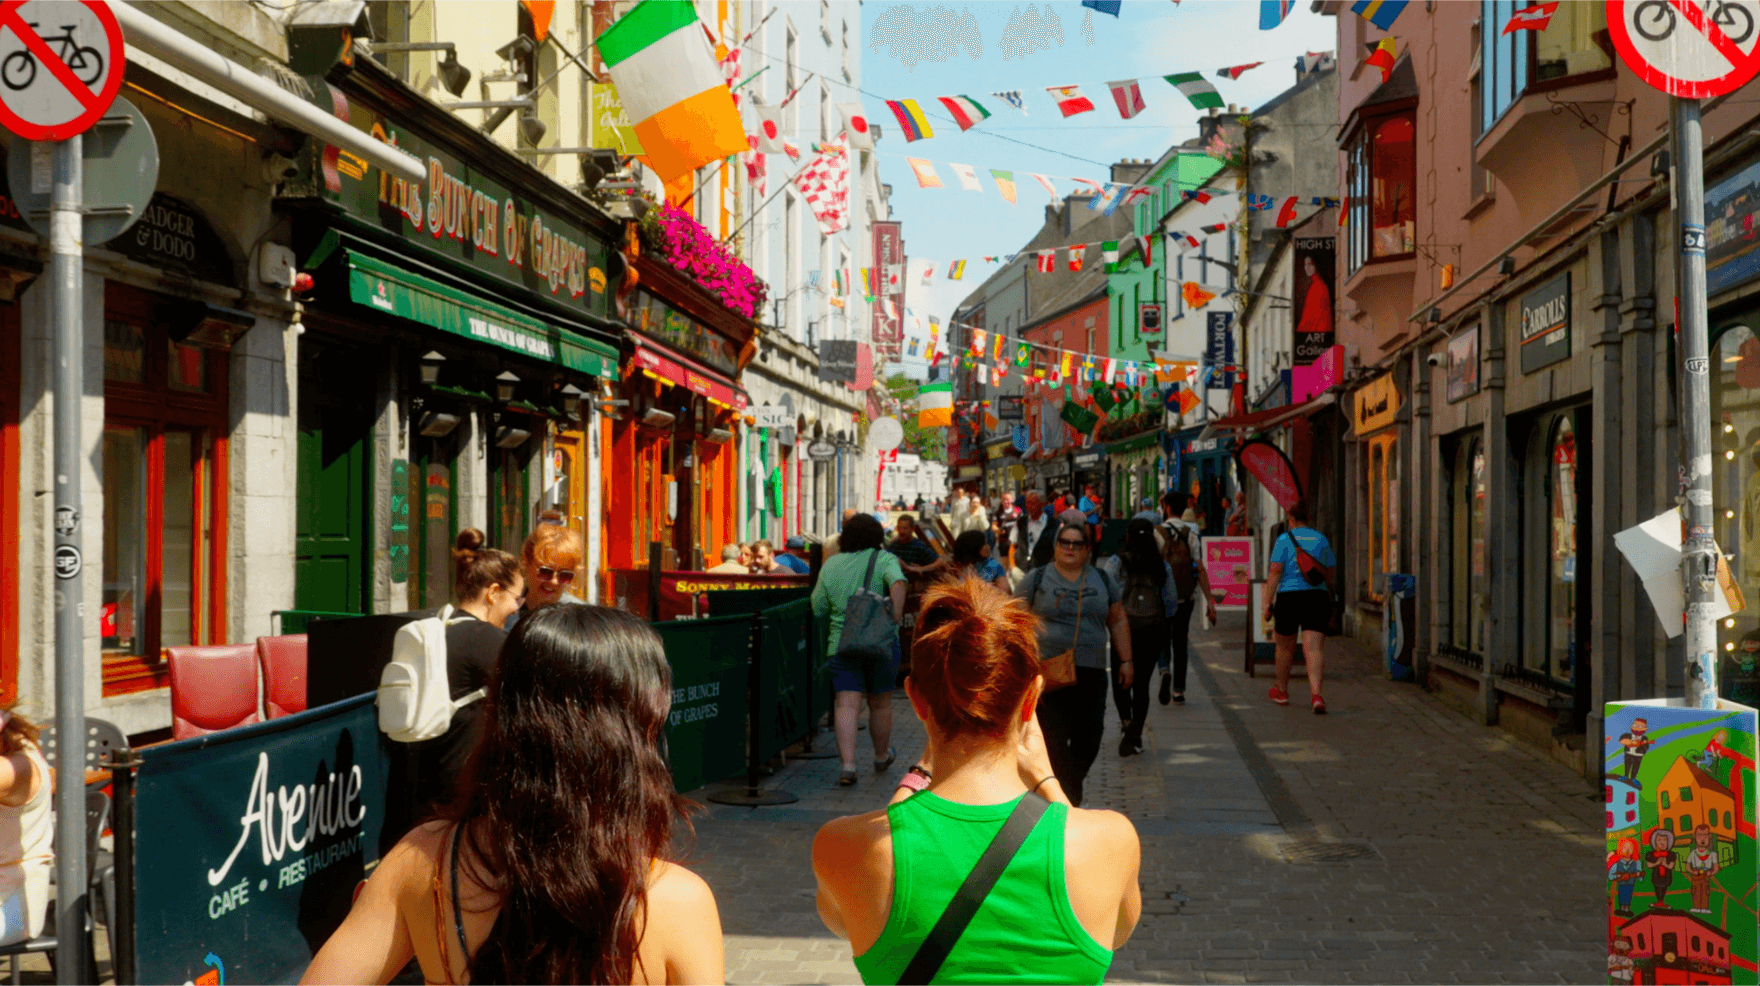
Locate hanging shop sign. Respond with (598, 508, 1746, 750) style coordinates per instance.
(1042, 457, 1071, 478)
(752, 404, 790, 428)
(1206, 311, 1235, 390)
(1519, 272, 1572, 374)
(111, 193, 235, 286)
(1353, 373, 1402, 434)
(808, 441, 838, 460)
(630, 290, 743, 376)
(997, 394, 1024, 420)
(872, 220, 904, 350)
(1072, 449, 1105, 471)
(956, 465, 983, 480)
(306, 87, 616, 320)
(1292, 237, 1337, 365)
(818, 339, 859, 383)
(1446, 324, 1481, 402)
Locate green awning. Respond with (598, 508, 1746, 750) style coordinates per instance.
(1106, 430, 1161, 455)
(340, 248, 618, 378)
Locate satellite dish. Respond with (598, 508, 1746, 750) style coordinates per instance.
(869, 416, 904, 452)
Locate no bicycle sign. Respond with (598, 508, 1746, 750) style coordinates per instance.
(0, 0, 124, 141)
(1609, 0, 1760, 98)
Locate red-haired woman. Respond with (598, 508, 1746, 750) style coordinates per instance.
(0, 707, 49, 947)
(304, 605, 724, 984)
(508, 521, 585, 631)
(813, 577, 1142, 984)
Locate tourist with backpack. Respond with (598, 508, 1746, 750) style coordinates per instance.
(1098, 519, 1178, 757)
(379, 529, 525, 814)
(1262, 498, 1338, 714)
(812, 577, 1141, 985)
(812, 513, 909, 787)
(1157, 492, 1217, 706)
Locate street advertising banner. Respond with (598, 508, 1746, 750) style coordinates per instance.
(613, 569, 810, 621)
(873, 221, 904, 353)
(1708, 158, 1760, 296)
(1203, 536, 1255, 610)
(1519, 272, 1571, 374)
(1291, 237, 1336, 366)
(1205, 312, 1235, 389)
(132, 694, 391, 986)
(1446, 324, 1480, 402)
(654, 614, 753, 793)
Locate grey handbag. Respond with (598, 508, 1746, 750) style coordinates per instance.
(836, 549, 896, 661)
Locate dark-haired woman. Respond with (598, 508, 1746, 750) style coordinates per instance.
(1098, 518, 1177, 757)
(814, 512, 909, 786)
(0, 705, 50, 946)
(303, 605, 724, 985)
(951, 530, 1010, 591)
(413, 529, 526, 813)
(1015, 522, 1132, 807)
(814, 577, 1142, 984)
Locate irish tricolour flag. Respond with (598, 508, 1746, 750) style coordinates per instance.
(1165, 72, 1224, 110)
(917, 381, 954, 429)
(596, 2, 747, 182)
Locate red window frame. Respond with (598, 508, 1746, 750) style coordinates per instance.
(102, 283, 229, 696)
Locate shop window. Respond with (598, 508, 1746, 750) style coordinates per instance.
(1451, 437, 1488, 654)
(1547, 414, 1578, 686)
(414, 430, 458, 612)
(491, 439, 533, 558)
(1482, 1, 1610, 131)
(1713, 324, 1760, 700)
(100, 290, 228, 696)
(1366, 433, 1399, 602)
(1346, 114, 1417, 272)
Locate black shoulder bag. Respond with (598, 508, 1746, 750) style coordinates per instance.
(898, 793, 1051, 985)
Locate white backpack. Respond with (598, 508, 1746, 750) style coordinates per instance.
(377, 605, 487, 743)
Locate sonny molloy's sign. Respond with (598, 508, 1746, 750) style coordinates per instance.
(132, 694, 391, 985)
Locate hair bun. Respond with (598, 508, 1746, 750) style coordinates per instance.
(454, 527, 488, 555)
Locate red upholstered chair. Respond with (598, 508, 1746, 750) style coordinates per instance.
(258, 634, 309, 719)
(166, 644, 263, 740)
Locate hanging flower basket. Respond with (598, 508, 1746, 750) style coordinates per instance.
(637, 204, 769, 320)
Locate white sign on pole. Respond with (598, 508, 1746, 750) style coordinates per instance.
(1608, 0, 1760, 98)
(0, 0, 125, 140)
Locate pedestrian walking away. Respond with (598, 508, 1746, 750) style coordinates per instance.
(303, 605, 724, 985)
(1261, 498, 1337, 714)
(1156, 491, 1217, 706)
(1016, 521, 1133, 806)
(1098, 518, 1177, 757)
(812, 513, 909, 786)
(813, 577, 1142, 984)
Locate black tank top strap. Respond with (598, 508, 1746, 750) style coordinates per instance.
(449, 826, 472, 976)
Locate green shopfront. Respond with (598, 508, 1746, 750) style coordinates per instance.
(282, 56, 621, 618)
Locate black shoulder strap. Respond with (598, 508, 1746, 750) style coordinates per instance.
(898, 793, 1051, 985)
(1026, 563, 1047, 605)
(862, 547, 881, 591)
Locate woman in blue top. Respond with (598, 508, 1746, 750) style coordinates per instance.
(1261, 498, 1337, 714)
(952, 530, 1010, 591)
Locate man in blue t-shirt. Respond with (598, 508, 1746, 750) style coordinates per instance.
(775, 536, 812, 574)
(1261, 498, 1337, 714)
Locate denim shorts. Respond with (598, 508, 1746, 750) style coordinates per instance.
(829, 635, 901, 694)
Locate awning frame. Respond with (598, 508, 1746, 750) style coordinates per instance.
(1198, 392, 1338, 443)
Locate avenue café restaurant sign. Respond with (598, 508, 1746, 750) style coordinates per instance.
(315, 98, 616, 320)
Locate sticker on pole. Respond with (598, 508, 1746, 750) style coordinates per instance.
(0, 0, 124, 141)
(1609, 0, 1760, 98)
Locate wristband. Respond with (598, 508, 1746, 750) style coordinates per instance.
(897, 771, 930, 793)
(909, 764, 932, 780)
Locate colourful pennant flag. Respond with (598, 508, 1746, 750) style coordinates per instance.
(1107, 80, 1146, 120)
(1276, 196, 1299, 227)
(1121, 187, 1153, 209)
(1060, 351, 1074, 378)
(1362, 37, 1398, 83)
(1093, 183, 1129, 215)
(1175, 387, 1202, 415)
(1165, 72, 1224, 110)
(1297, 51, 1336, 73)
(950, 162, 984, 191)
(1060, 400, 1099, 433)
(1138, 234, 1155, 264)
(595, 1, 746, 182)
(860, 268, 876, 300)
(1030, 173, 1059, 202)
(1216, 62, 1264, 80)
(991, 90, 1028, 115)
(1169, 230, 1199, 250)
(781, 137, 800, 161)
(918, 258, 937, 286)
(1082, 0, 1122, 15)
(1201, 222, 1229, 233)
(1068, 245, 1086, 272)
(1090, 382, 1116, 414)
(970, 328, 987, 354)
(907, 157, 943, 188)
(885, 99, 935, 142)
(753, 104, 786, 153)
(948, 259, 968, 280)
(1182, 282, 1216, 307)
(918, 381, 953, 428)
(992, 333, 1006, 361)
(1246, 193, 1273, 211)
(1046, 84, 1097, 117)
(1102, 241, 1119, 272)
(1502, 1, 1558, 33)
(837, 102, 873, 149)
(1260, 0, 1296, 28)
(1036, 249, 1057, 273)
(937, 95, 992, 130)
(1015, 341, 1032, 366)
(1181, 190, 1213, 204)
(990, 170, 1017, 204)
(1351, 0, 1409, 31)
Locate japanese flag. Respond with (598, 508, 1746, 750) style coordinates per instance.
(838, 103, 874, 149)
(754, 104, 785, 154)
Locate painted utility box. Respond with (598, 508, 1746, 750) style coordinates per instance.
(1605, 698, 1758, 985)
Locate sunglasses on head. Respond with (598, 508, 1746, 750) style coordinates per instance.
(536, 566, 576, 585)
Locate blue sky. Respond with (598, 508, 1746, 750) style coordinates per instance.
(850, 0, 1339, 324)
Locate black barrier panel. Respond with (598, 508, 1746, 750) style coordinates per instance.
(132, 693, 390, 985)
(704, 586, 810, 618)
(755, 599, 816, 765)
(656, 613, 752, 792)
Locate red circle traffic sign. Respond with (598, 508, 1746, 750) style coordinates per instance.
(0, 0, 124, 141)
(1609, 0, 1760, 98)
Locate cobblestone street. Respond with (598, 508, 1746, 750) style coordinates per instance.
(683, 615, 1606, 985)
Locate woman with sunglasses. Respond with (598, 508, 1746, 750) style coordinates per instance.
(1015, 522, 1133, 806)
(508, 523, 586, 631)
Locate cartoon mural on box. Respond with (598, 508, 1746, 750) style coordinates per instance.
(1604, 699, 1758, 985)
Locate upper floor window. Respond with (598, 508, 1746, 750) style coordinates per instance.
(1482, 0, 1612, 131)
(1346, 113, 1416, 272)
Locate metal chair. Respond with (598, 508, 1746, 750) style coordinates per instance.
(37, 718, 128, 779)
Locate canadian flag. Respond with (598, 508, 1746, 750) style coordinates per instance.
(1502, 1, 1559, 34)
(754, 105, 785, 153)
(838, 102, 874, 149)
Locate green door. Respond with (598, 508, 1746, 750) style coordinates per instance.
(295, 345, 374, 614)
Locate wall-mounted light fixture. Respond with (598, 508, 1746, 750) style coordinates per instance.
(705, 427, 734, 444)
(495, 425, 532, 449)
(419, 411, 461, 437)
(1498, 255, 1517, 277)
(495, 371, 520, 402)
(420, 350, 446, 385)
(560, 383, 586, 418)
(372, 42, 472, 96)
(1428, 306, 1442, 324)
(640, 407, 677, 429)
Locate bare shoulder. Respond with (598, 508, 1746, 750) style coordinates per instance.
(1063, 807, 1140, 860)
(648, 860, 717, 915)
(371, 821, 448, 889)
(814, 808, 892, 854)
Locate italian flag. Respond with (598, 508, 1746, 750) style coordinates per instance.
(596, 2, 747, 182)
(918, 381, 954, 429)
(937, 95, 991, 131)
(1165, 72, 1224, 110)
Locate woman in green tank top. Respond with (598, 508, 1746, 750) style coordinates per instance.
(813, 577, 1143, 985)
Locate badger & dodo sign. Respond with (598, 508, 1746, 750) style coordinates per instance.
(132, 694, 391, 984)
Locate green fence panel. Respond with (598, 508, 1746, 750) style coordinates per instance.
(654, 613, 752, 793)
(704, 586, 810, 618)
(755, 599, 816, 764)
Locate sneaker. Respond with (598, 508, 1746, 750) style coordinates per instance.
(1268, 686, 1290, 706)
(1158, 671, 1172, 706)
(1173, 692, 1186, 705)
(873, 747, 897, 773)
(1312, 695, 1327, 715)
(838, 769, 857, 787)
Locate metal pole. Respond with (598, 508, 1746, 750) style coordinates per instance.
(49, 135, 90, 984)
(1673, 96, 1718, 709)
